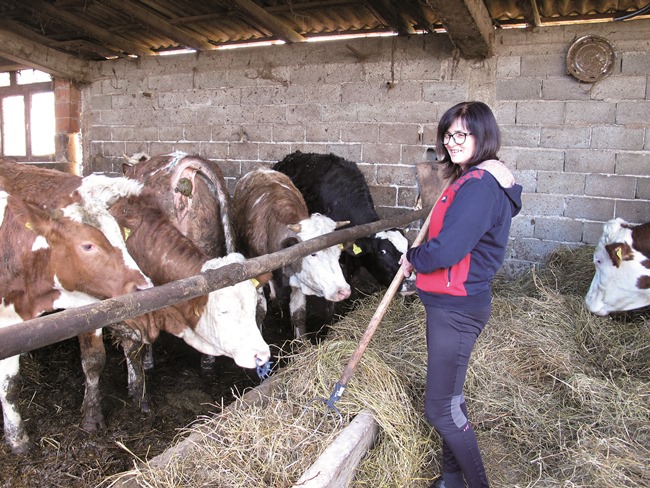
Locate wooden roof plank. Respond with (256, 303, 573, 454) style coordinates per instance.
(230, 0, 307, 43)
(23, 0, 156, 57)
(425, 0, 495, 58)
(97, 0, 216, 51)
(0, 28, 93, 81)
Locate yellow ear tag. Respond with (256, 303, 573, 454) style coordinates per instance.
(251, 278, 260, 288)
(353, 243, 363, 255)
(123, 227, 131, 240)
(25, 221, 34, 231)
(339, 243, 344, 250)
(616, 247, 622, 260)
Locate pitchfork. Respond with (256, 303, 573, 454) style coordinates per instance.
(306, 199, 439, 423)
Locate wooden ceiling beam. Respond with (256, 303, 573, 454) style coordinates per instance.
(231, 0, 306, 43)
(97, 0, 216, 51)
(0, 28, 93, 81)
(23, 0, 156, 57)
(424, 0, 495, 58)
(364, 0, 416, 35)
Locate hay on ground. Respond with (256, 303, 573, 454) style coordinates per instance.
(105, 245, 650, 487)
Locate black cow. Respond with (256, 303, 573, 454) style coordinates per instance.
(273, 151, 415, 295)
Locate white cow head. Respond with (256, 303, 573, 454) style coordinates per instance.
(585, 218, 650, 316)
(179, 253, 271, 369)
(287, 213, 351, 302)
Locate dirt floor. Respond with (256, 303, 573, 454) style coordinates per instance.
(0, 275, 375, 488)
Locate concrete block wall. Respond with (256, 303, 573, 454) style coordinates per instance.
(82, 19, 650, 272)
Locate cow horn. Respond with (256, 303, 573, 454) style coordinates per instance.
(287, 223, 301, 233)
(335, 220, 350, 229)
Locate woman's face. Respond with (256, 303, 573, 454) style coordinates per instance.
(443, 118, 476, 168)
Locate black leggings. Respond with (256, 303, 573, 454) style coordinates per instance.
(424, 305, 491, 488)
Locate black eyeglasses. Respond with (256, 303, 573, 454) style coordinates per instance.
(443, 132, 472, 145)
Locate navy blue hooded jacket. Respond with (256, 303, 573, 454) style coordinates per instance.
(406, 161, 523, 310)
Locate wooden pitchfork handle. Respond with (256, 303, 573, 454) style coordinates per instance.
(321, 198, 441, 412)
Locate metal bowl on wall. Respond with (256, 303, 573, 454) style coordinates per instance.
(566, 35, 616, 82)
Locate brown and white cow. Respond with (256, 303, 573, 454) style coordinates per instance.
(108, 191, 271, 411)
(0, 190, 151, 454)
(122, 151, 238, 371)
(123, 151, 235, 257)
(233, 168, 351, 338)
(586, 218, 650, 316)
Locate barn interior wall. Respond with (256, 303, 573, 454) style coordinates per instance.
(81, 19, 650, 273)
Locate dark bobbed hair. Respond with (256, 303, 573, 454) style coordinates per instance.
(436, 101, 501, 181)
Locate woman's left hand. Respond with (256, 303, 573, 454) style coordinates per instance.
(399, 254, 414, 278)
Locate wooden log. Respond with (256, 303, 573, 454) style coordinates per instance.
(293, 410, 380, 488)
(0, 207, 430, 360)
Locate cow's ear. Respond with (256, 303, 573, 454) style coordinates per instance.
(9, 196, 55, 235)
(342, 240, 367, 256)
(606, 242, 633, 267)
(280, 236, 300, 249)
(253, 272, 272, 288)
(122, 162, 134, 176)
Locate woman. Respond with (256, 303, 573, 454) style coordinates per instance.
(401, 101, 522, 487)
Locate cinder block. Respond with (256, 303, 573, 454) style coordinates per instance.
(516, 101, 565, 125)
(585, 174, 637, 198)
(540, 126, 591, 149)
(583, 221, 606, 245)
(229, 142, 260, 160)
(615, 199, 650, 224)
(423, 82, 469, 103)
(378, 124, 422, 145)
(521, 54, 566, 77)
(325, 144, 362, 163)
(537, 171, 585, 195)
(616, 101, 650, 125)
(377, 164, 415, 186)
(183, 126, 211, 142)
(541, 77, 591, 101)
(200, 142, 229, 160)
(591, 126, 645, 150)
(564, 196, 615, 221)
(500, 125, 541, 148)
(496, 78, 541, 100)
(369, 185, 397, 207)
(590, 76, 647, 101)
(357, 144, 402, 164)
(272, 124, 305, 143)
(616, 153, 650, 177)
(621, 51, 650, 75)
(496, 56, 520, 78)
(508, 148, 564, 172)
(520, 193, 565, 217)
(258, 143, 292, 163)
(339, 123, 378, 143)
(565, 149, 615, 173)
(533, 216, 583, 242)
(635, 176, 650, 199)
(566, 101, 616, 125)
(306, 124, 341, 143)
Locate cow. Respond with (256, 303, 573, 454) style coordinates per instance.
(107, 191, 272, 413)
(273, 151, 416, 295)
(232, 168, 351, 338)
(585, 218, 650, 316)
(0, 190, 151, 454)
(122, 151, 236, 372)
(122, 151, 235, 258)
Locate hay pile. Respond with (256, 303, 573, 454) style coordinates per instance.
(105, 246, 650, 487)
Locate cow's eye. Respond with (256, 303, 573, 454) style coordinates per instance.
(380, 249, 387, 255)
(310, 253, 317, 257)
(81, 243, 96, 252)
